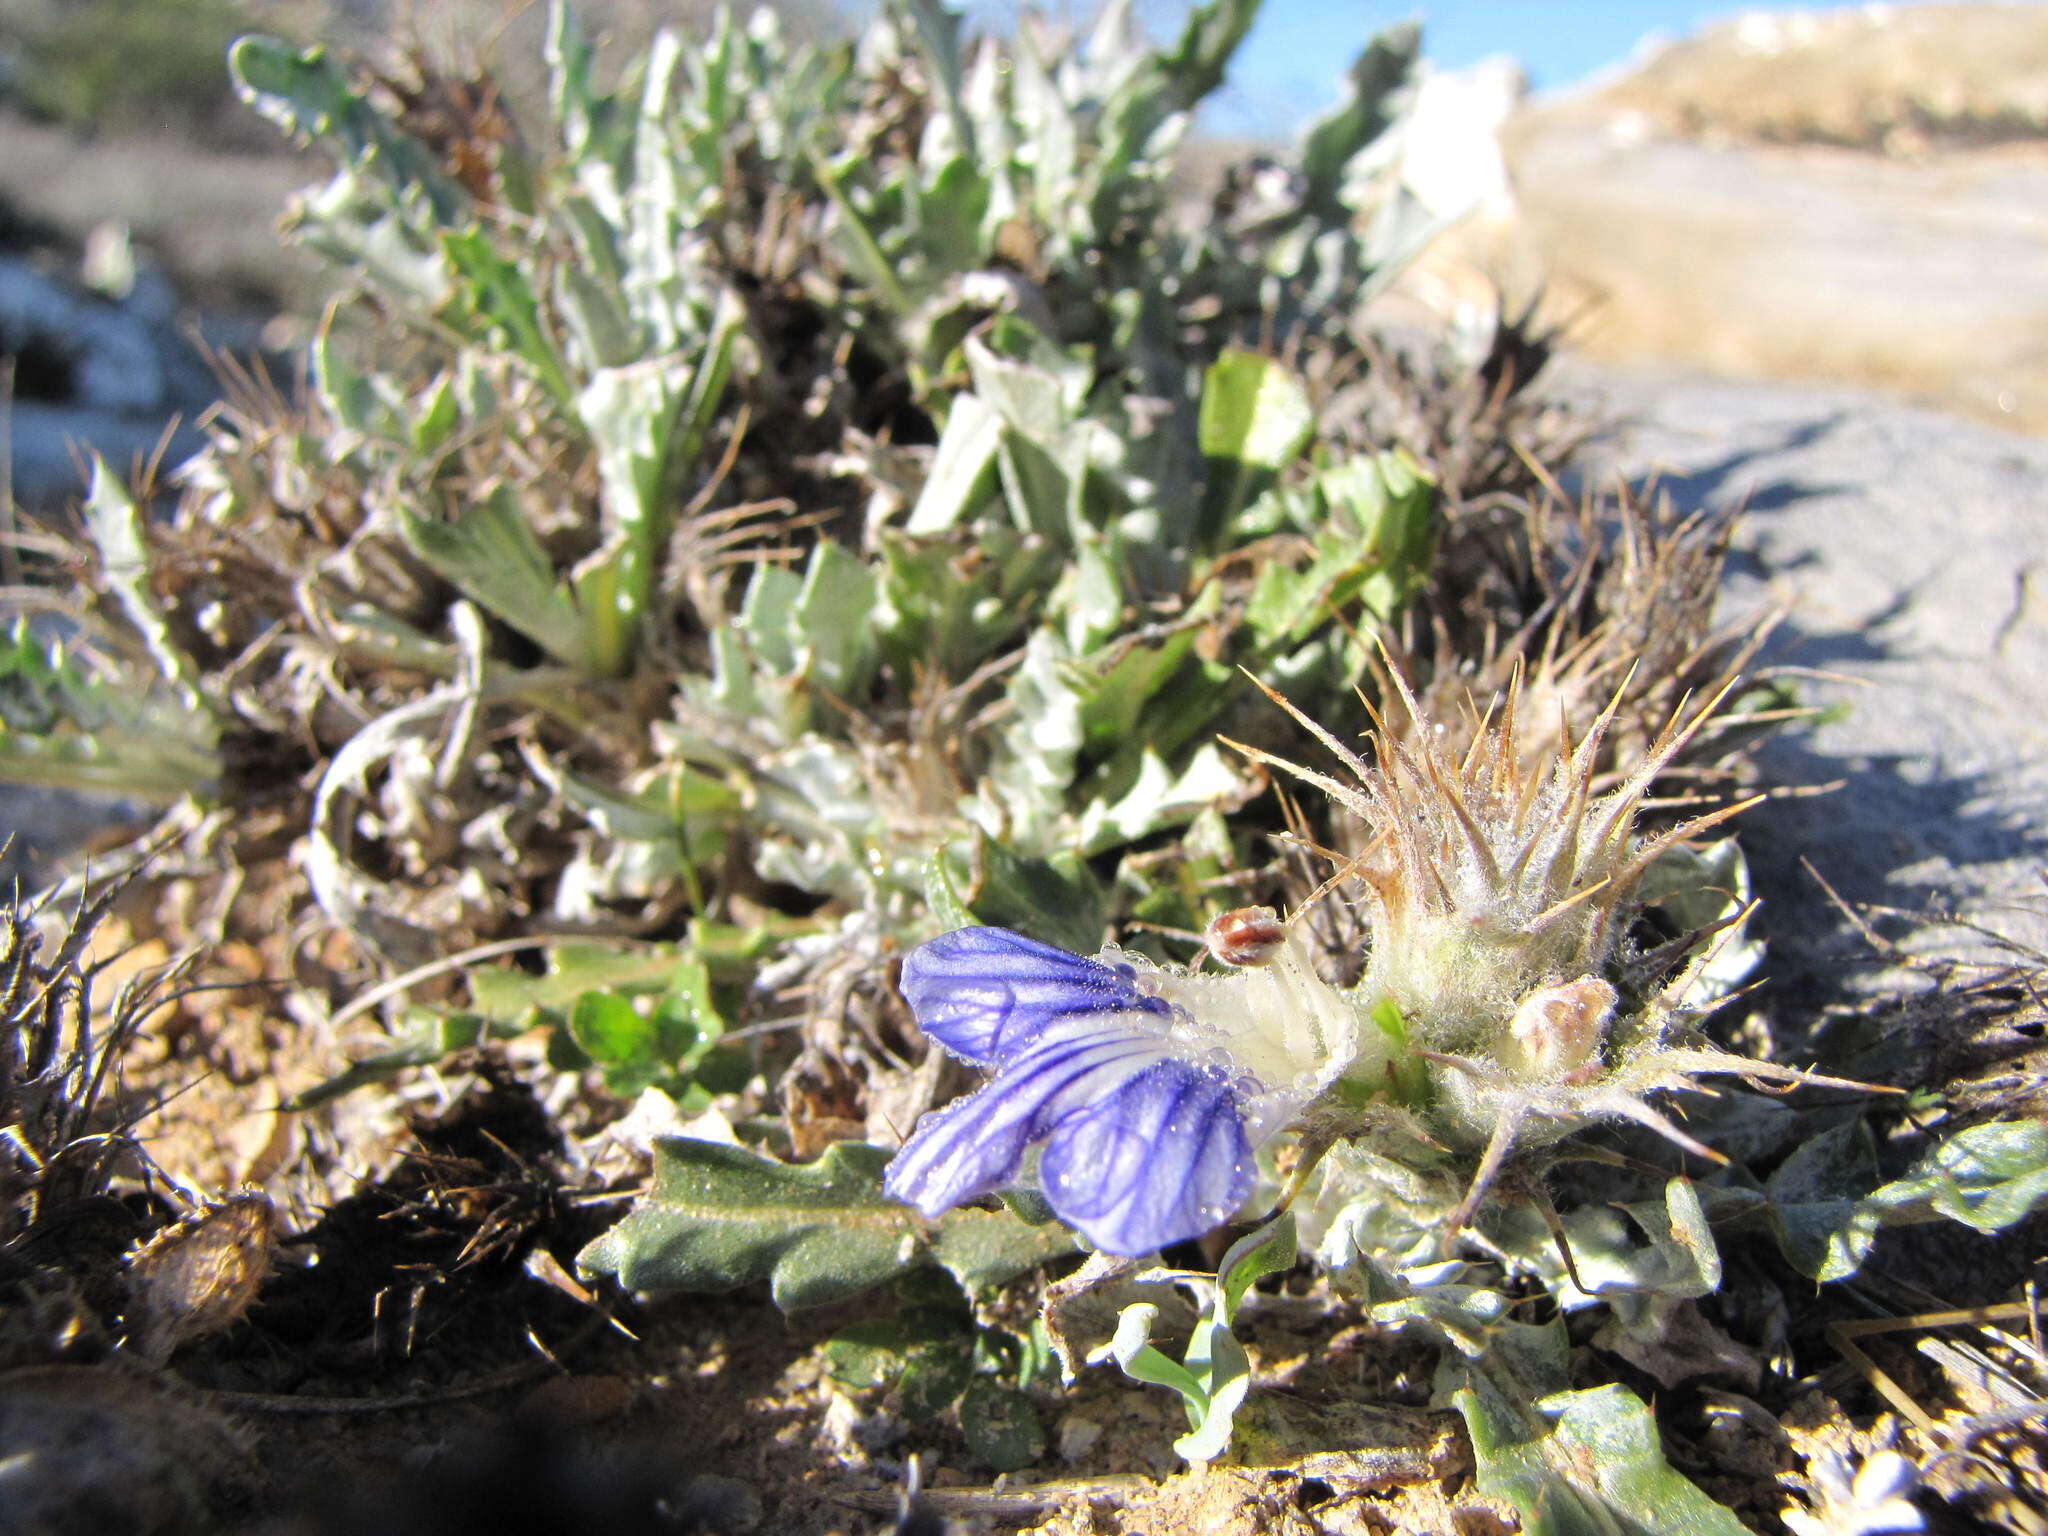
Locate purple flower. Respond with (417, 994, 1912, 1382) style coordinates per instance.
(884, 925, 1363, 1255)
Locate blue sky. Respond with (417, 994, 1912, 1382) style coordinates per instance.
(1179, 0, 1925, 135)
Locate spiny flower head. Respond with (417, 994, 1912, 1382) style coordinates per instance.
(1233, 661, 1877, 1243)
(883, 666, 1877, 1260)
(1230, 663, 1752, 1058)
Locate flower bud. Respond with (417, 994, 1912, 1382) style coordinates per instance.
(1205, 907, 1288, 968)
(1505, 977, 1615, 1082)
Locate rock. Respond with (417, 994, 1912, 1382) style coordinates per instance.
(1554, 357, 2048, 978)
(0, 258, 166, 413)
(1392, 3, 2048, 432)
(0, 249, 228, 508)
(1500, 121, 2048, 432)
(1571, 3, 2048, 151)
(0, 1364, 256, 1536)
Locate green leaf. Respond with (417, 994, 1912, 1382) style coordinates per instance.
(908, 155, 992, 276)
(1196, 350, 1313, 545)
(906, 395, 1003, 534)
(1073, 629, 1197, 753)
(792, 541, 881, 697)
(1454, 1379, 1749, 1536)
(957, 1378, 1045, 1472)
(811, 149, 913, 315)
(1076, 743, 1241, 855)
(1199, 350, 1314, 469)
(313, 328, 397, 440)
(1095, 1301, 1207, 1404)
(577, 1138, 1077, 1309)
(1216, 1211, 1296, 1324)
(739, 564, 804, 677)
(922, 845, 978, 933)
(823, 1319, 910, 1390)
(567, 991, 668, 1095)
(1149, 0, 1260, 112)
(1323, 449, 1437, 620)
(897, 0, 978, 162)
(652, 951, 726, 1057)
(440, 225, 573, 402)
(928, 1203, 1082, 1298)
(556, 263, 641, 371)
(83, 457, 207, 714)
(230, 34, 466, 222)
(1765, 1119, 1883, 1281)
(933, 835, 1107, 957)
(466, 944, 702, 1025)
(398, 491, 591, 670)
(1296, 23, 1420, 218)
(824, 1312, 976, 1410)
(961, 334, 1089, 543)
(900, 1346, 978, 1418)
(572, 322, 737, 676)
(0, 622, 217, 800)
(289, 1010, 492, 1110)
(544, 0, 602, 160)
(1626, 1178, 1720, 1299)
(1241, 533, 1368, 648)
(578, 1139, 914, 1308)
(1770, 1119, 2048, 1282)
(569, 990, 656, 1063)
(412, 372, 460, 452)
(1174, 1317, 1252, 1462)
(1091, 1300, 1255, 1464)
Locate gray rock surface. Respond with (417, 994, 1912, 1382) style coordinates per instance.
(1555, 357, 2048, 977)
(0, 250, 249, 507)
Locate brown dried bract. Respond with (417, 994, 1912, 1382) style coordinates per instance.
(123, 1189, 277, 1364)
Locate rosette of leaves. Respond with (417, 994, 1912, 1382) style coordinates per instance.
(4, 0, 1477, 1113)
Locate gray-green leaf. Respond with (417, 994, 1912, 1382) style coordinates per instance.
(1770, 1118, 2048, 1282)
(578, 1138, 1078, 1309)
(957, 1377, 1045, 1472)
(1456, 1379, 1749, 1536)
(1196, 350, 1313, 544)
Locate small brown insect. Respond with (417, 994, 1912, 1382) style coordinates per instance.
(1205, 906, 1289, 968)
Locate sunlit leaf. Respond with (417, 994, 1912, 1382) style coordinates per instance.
(577, 1138, 1078, 1309)
(1770, 1119, 2048, 1282)
(1456, 1378, 1749, 1536)
(1196, 350, 1313, 543)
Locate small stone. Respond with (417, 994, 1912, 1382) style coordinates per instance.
(1057, 1413, 1103, 1463)
(520, 1374, 635, 1425)
(818, 1390, 903, 1464)
(670, 1474, 763, 1534)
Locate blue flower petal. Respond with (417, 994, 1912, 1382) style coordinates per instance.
(883, 1012, 1178, 1219)
(1039, 1060, 1254, 1256)
(898, 926, 1169, 1066)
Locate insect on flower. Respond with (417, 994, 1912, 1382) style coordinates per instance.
(882, 920, 1369, 1256)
